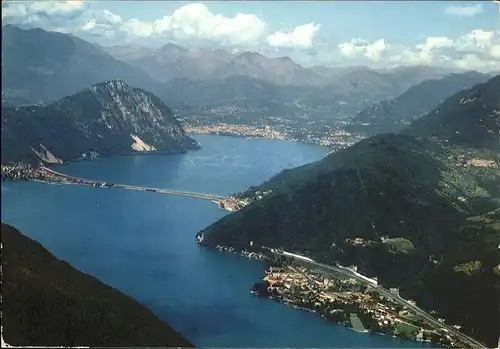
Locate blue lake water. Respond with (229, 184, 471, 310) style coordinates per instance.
(1, 134, 431, 348)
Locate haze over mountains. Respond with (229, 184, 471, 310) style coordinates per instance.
(116, 43, 325, 86)
(105, 42, 459, 111)
(2, 25, 483, 120)
(350, 71, 491, 136)
(104, 42, 450, 87)
(2, 24, 498, 157)
(3, 24, 498, 163)
(201, 75, 500, 346)
(404, 75, 500, 151)
(1, 25, 161, 106)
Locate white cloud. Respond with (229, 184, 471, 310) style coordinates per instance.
(267, 23, 320, 49)
(2, 0, 86, 30)
(337, 29, 500, 72)
(455, 29, 495, 52)
(122, 19, 154, 38)
(364, 39, 388, 61)
(2, 2, 267, 47)
(491, 45, 500, 59)
(338, 38, 392, 61)
(1, 1, 499, 71)
(120, 3, 267, 46)
(444, 4, 483, 17)
(2, 0, 84, 18)
(2, 0, 88, 33)
(338, 38, 368, 56)
(454, 54, 488, 70)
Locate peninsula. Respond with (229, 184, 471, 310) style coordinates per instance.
(1, 163, 246, 212)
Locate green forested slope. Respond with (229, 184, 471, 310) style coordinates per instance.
(2, 223, 194, 347)
(201, 77, 500, 346)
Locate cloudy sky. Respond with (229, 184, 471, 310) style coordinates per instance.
(2, 0, 500, 71)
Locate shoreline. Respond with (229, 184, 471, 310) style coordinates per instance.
(262, 287, 426, 344)
(1, 147, 200, 168)
(3, 134, 332, 168)
(63, 148, 197, 165)
(186, 130, 339, 149)
(204, 244, 458, 348)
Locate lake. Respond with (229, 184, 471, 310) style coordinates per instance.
(1, 134, 432, 348)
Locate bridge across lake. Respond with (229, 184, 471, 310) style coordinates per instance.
(41, 167, 229, 202)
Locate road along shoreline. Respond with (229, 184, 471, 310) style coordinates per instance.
(200, 243, 487, 349)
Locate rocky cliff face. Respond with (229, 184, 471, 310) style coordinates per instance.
(1, 80, 199, 164)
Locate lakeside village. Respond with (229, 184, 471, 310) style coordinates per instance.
(180, 115, 365, 150)
(1, 163, 113, 188)
(195, 234, 473, 348)
(1, 163, 245, 212)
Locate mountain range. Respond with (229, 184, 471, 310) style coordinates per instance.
(404, 75, 500, 151)
(2, 223, 193, 347)
(106, 43, 453, 90)
(122, 44, 324, 86)
(1, 25, 162, 106)
(3, 25, 471, 120)
(1, 80, 198, 164)
(350, 71, 491, 136)
(200, 75, 500, 346)
(109, 42, 458, 113)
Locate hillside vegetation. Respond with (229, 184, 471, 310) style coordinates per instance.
(201, 76, 500, 346)
(2, 223, 194, 347)
(350, 71, 489, 136)
(404, 75, 500, 151)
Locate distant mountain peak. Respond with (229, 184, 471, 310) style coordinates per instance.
(350, 71, 490, 137)
(84, 79, 130, 94)
(3, 24, 66, 37)
(274, 56, 293, 62)
(235, 51, 264, 60)
(2, 25, 161, 105)
(238, 51, 262, 56)
(2, 24, 18, 31)
(273, 56, 302, 67)
(100, 79, 127, 88)
(159, 43, 187, 54)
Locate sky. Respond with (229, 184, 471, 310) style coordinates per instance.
(2, 0, 500, 71)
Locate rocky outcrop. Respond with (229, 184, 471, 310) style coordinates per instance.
(1, 80, 199, 164)
(29, 144, 63, 164)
